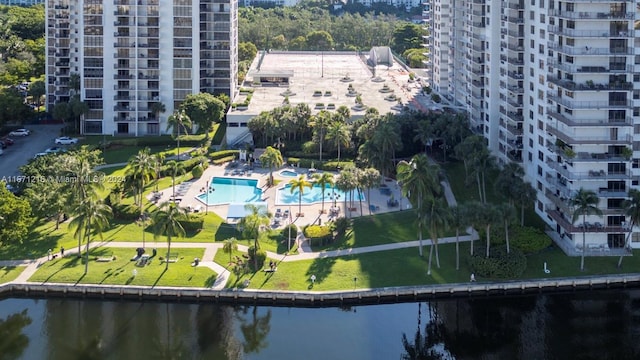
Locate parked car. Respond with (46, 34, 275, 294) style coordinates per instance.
(0, 148, 4, 155)
(54, 136, 78, 145)
(45, 147, 65, 154)
(33, 152, 48, 159)
(0, 141, 6, 149)
(1, 137, 14, 145)
(9, 129, 30, 137)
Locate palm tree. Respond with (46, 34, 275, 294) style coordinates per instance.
(494, 162, 524, 205)
(326, 121, 351, 164)
(425, 198, 451, 275)
(454, 135, 486, 177)
(397, 154, 442, 256)
(166, 109, 192, 160)
(150, 101, 166, 122)
(238, 204, 270, 269)
(312, 172, 334, 213)
(477, 202, 499, 258)
(153, 152, 166, 193)
(61, 154, 104, 255)
(126, 147, 156, 215)
(259, 146, 283, 186)
(289, 175, 313, 217)
(361, 167, 382, 213)
(152, 201, 187, 270)
(469, 148, 496, 203)
(570, 188, 602, 271)
(515, 181, 537, 226)
(310, 110, 331, 162)
(222, 237, 238, 264)
(496, 203, 516, 254)
(69, 198, 112, 275)
(449, 204, 468, 270)
(619, 189, 640, 268)
(166, 160, 185, 199)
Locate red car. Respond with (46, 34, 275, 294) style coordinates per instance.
(1, 137, 14, 145)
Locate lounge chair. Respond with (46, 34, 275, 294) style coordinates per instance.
(275, 209, 282, 218)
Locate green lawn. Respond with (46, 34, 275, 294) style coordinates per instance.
(29, 247, 216, 287)
(214, 228, 299, 255)
(310, 210, 456, 251)
(213, 241, 640, 291)
(0, 266, 26, 284)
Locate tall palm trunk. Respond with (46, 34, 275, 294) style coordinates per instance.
(505, 220, 510, 254)
(176, 126, 181, 159)
(427, 243, 434, 275)
(485, 225, 491, 258)
(166, 235, 172, 270)
(618, 221, 634, 268)
(358, 187, 363, 214)
(476, 174, 482, 202)
(84, 229, 90, 275)
(455, 228, 460, 270)
(418, 226, 424, 257)
(580, 214, 586, 271)
(433, 236, 440, 268)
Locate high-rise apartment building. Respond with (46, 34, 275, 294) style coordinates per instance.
(46, 0, 238, 136)
(428, 0, 639, 252)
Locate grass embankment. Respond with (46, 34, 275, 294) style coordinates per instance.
(213, 242, 640, 291)
(0, 266, 26, 284)
(29, 247, 216, 287)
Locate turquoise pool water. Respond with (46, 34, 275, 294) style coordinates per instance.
(197, 177, 262, 205)
(280, 170, 299, 177)
(276, 184, 364, 205)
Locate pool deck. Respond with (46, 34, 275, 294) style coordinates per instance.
(148, 163, 411, 227)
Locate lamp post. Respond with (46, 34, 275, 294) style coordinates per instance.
(205, 177, 214, 214)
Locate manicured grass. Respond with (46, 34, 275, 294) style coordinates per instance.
(214, 228, 299, 255)
(29, 247, 216, 287)
(214, 241, 640, 291)
(102, 146, 193, 164)
(211, 122, 226, 145)
(310, 210, 456, 251)
(0, 266, 26, 284)
(0, 221, 78, 261)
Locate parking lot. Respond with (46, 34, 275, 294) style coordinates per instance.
(0, 125, 63, 178)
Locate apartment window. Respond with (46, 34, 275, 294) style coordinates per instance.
(530, 39, 535, 48)
(538, 135, 543, 145)
(530, 54, 535, 63)
(540, 14, 545, 24)
(540, 0, 544, 7)
(537, 181, 542, 191)
(532, 123, 536, 132)
(537, 166, 542, 176)
(538, 151, 544, 161)
(539, 44, 545, 54)
(634, 74, 640, 82)
(530, 11, 535, 20)
(538, 105, 544, 115)
(539, 60, 544, 69)
(529, 139, 534, 148)
(632, 159, 639, 168)
(529, 110, 534, 119)
(531, 0, 535, 5)
(528, 152, 533, 162)
(530, 82, 534, 91)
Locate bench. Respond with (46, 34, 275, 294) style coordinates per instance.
(96, 255, 114, 262)
(164, 253, 179, 263)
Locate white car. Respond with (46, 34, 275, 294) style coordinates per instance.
(33, 152, 48, 159)
(55, 136, 78, 145)
(9, 129, 30, 137)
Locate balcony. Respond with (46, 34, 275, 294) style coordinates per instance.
(547, 126, 632, 145)
(548, 76, 632, 91)
(547, 93, 632, 109)
(548, 26, 633, 38)
(548, 10, 634, 20)
(548, 43, 633, 55)
(548, 61, 633, 74)
(546, 160, 631, 180)
(547, 210, 628, 233)
(598, 188, 628, 198)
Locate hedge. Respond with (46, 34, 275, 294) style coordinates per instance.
(303, 224, 332, 246)
(209, 149, 239, 160)
(212, 156, 236, 165)
(191, 164, 204, 178)
(159, 156, 206, 177)
(107, 136, 201, 147)
(287, 157, 355, 171)
(511, 226, 553, 254)
(467, 245, 527, 279)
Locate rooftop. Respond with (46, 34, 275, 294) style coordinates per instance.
(230, 50, 428, 118)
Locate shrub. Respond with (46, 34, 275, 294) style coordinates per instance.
(191, 164, 204, 178)
(281, 224, 298, 242)
(209, 150, 239, 160)
(304, 225, 332, 245)
(248, 246, 266, 270)
(331, 217, 351, 237)
(431, 93, 441, 103)
(212, 155, 236, 165)
(467, 246, 527, 279)
(301, 141, 317, 154)
(511, 226, 552, 254)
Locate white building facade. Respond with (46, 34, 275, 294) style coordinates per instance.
(428, 0, 640, 252)
(46, 0, 238, 135)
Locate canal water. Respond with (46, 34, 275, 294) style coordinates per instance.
(1, 289, 639, 359)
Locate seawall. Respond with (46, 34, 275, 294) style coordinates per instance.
(2, 274, 639, 307)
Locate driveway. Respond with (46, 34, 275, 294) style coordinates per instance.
(0, 124, 63, 178)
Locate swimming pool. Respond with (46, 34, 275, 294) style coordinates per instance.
(280, 170, 299, 177)
(196, 177, 263, 205)
(276, 184, 364, 205)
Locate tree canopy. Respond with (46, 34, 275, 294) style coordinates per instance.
(0, 182, 34, 248)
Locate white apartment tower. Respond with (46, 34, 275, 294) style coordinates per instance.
(46, 0, 238, 135)
(429, 0, 640, 252)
